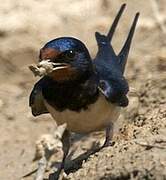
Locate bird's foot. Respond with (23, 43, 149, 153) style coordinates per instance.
(49, 170, 68, 180)
(102, 140, 115, 148)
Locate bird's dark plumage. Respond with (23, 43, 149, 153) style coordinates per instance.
(42, 75, 99, 112)
(30, 4, 139, 117)
(94, 8, 139, 107)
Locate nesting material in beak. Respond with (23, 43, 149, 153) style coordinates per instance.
(29, 60, 68, 77)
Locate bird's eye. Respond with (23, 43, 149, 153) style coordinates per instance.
(65, 50, 75, 59)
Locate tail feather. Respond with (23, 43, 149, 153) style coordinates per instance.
(118, 13, 140, 73)
(94, 4, 139, 74)
(107, 3, 126, 42)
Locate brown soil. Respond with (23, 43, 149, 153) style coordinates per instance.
(0, 0, 165, 180)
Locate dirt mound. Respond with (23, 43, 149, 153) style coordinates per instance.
(68, 78, 166, 180)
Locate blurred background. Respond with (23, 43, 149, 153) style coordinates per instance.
(0, 0, 165, 179)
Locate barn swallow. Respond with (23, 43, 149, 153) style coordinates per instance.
(29, 3, 139, 178)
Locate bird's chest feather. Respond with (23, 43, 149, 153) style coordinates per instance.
(42, 77, 99, 112)
(42, 79, 120, 133)
(44, 94, 120, 133)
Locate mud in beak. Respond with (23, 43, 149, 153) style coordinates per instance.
(38, 60, 77, 81)
(29, 59, 69, 77)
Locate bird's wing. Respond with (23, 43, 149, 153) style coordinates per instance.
(93, 4, 139, 97)
(29, 77, 49, 116)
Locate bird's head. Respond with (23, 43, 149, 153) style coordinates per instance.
(39, 37, 93, 82)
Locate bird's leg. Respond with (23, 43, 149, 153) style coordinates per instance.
(49, 130, 70, 180)
(103, 122, 114, 147)
(61, 130, 70, 169)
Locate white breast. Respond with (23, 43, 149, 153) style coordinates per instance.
(44, 94, 120, 133)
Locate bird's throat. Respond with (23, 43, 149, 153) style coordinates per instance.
(48, 67, 78, 82)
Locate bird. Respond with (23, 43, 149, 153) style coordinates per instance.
(29, 3, 139, 179)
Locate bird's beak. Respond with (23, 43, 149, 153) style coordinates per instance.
(38, 59, 69, 71)
(37, 59, 76, 81)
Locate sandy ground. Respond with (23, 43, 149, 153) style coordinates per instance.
(0, 0, 166, 180)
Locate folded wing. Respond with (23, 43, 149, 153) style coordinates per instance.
(93, 4, 139, 106)
(29, 77, 49, 116)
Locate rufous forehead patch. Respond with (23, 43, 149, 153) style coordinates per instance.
(39, 48, 61, 60)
